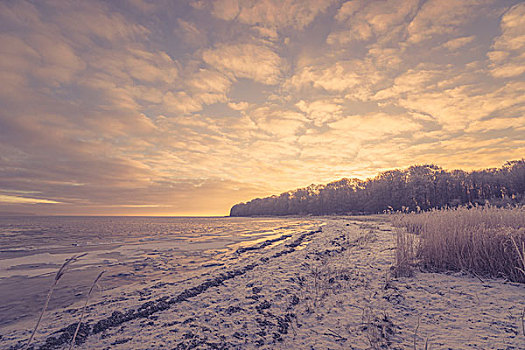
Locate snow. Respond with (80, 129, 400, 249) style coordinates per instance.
(1, 217, 523, 349)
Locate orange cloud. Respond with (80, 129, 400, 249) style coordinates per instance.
(202, 43, 282, 84)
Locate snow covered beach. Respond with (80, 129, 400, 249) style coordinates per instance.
(2, 216, 524, 349)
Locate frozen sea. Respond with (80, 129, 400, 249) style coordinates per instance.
(0, 216, 320, 326)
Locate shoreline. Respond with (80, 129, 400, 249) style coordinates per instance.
(2, 216, 524, 349)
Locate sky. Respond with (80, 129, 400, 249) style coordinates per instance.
(0, 0, 524, 216)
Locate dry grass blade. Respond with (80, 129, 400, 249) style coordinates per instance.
(521, 307, 525, 337)
(323, 328, 347, 341)
(511, 236, 525, 277)
(413, 316, 420, 350)
(24, 253, 87, 350)
(69, 270, 105, 350)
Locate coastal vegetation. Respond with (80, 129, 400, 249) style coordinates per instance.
(393, 206, 525, 283)
(230, 160, 525, 216)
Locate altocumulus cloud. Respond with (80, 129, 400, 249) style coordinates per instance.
(0, 0, 523, 215)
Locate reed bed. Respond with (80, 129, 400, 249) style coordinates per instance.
(392, 206, 525, 283)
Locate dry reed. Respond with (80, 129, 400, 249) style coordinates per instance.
(25, 253, 87, 349)
(393, 206, 525, 283)
(69, 270, 105, 349)
(394, 229, 416, 277)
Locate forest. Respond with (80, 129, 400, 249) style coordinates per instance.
(230, 160, 525, 216)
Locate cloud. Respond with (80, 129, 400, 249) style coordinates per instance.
(127, 0, 159, 14)
(124, 49, 178, 84)
(0, 194, 62, 204)
(334, 0, 364, 22)
(0, 32, 85, 89)
(326, 22, 372, 44)
(187, 69, 232, 96)
(202, 43, 282, 84)
(492, 3, 525, 51)
(210, 0, 335, 31)
(246, 105, 307, 137)
(228, 101, 251, 110)
(52, 2, 150, 43)
(287, 59, 383, 101)
(329, 0, 418, 44)
(329, 113, 421, 139)
(84, 112, 158, 137)
(373, 68, 445, 100)
(290, 112, 422, 180)
(176, 18, 208, 46)
(488, 3, 525, 78)
(408, 135, 525, 170)
(396, 81, 525, 131)
(407, 0, 490, 44)
(443, 36, 476, 50)
(296, 99, 343, 126)
(163, 91, 203, 114)
(466, 116, 525, 132)
(212, 0, 240, 21)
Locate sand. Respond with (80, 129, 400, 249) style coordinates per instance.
(1, 216, 523, 349)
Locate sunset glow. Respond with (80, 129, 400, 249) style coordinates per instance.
(0, 0, 523, 216)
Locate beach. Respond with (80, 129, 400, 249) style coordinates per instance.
(1, 216, 524, 349)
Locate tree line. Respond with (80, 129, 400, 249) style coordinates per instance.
(230, 160, 525, 216)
